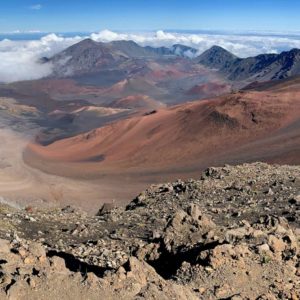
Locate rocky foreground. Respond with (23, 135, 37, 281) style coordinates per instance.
(0, 163, 299, 299)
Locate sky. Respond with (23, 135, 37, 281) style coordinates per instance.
(0, 0, 299, 33)
(1, 1, 300, 83)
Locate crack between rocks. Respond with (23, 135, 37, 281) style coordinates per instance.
(47, 250, 110, 278)
(146, 240, 224, 279)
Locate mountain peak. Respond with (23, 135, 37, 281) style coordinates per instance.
(59, 38, 101, 56)
(203, 45, 237, 57)
(74, 38, 98, 47)
(209, 45, 230, 51)
(285, 48, 300, 57)
(110, 40, 139, 46)
(196, 45, 237, 69)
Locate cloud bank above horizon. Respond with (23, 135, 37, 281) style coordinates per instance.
(1, 29, 300, 83)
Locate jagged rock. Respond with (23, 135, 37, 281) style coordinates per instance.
(214, 284, 232, 298)
(162, 207, 216, 253)
(209, 244, 238, 268)
(61, 206, 76, 213)
(50, 257, 69, 273)
(225, 227, 249, 243)
(96, 202, 117, 216)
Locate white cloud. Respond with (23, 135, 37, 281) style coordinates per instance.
(0, 34, 82, 83)
(0, 30, 300, 83)
(90, 29, 125, 42)
(89, 29, 300, 57)
(30, 4, 42, 10)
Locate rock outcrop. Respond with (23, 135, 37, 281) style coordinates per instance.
(0, 163, 299, 299)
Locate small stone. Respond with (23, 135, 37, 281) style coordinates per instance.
(24, 256, 36, 265)
(28, 242, 46, 258)
(231, 296, 243, 300)
(0, 239, 11, 254)
(214, 284, 231, 298)
(50, 257, 68, 273)
(152, 230, 161, 240)
(38, 256, 47, 264)
(225, 227, 248, 242)
(266, 188, 274, 195)
(291, 293, 299, 300)
(28, 277, 36, 288)
(18, 248, 27, 258)
(186, 204, 202, 219)
(86, 272, 99, 287)
(268, 235, 286, 253)
(0, 274, 12, 285)
(257, 243, 270, 254)
(275, 225, 287, 234)
(24, 215, 37, 222)
(252, 230, 266, 238)
(61, 205, 75, 213)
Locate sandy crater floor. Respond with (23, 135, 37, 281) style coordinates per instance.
(0, 128, 150, 212)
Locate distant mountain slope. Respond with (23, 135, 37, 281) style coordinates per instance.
(49, 39, 128, 77)
(49, 38, 300, 84)
(197, 46, 300, 82)
(110, 40, 173, 57)
(242, 75, 300, 91)
(171, 44, 199, 58)
(48, 39, 198, 77)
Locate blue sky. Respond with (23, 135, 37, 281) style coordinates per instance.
(0, 0, 299, 33)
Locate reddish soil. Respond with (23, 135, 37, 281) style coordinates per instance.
(187, 82, 231, 97)
(110, 94, 165, 110)
(25, 81, 300, 179)
(10, 78, 103, 96)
